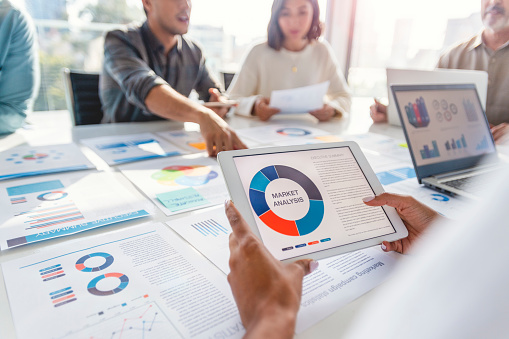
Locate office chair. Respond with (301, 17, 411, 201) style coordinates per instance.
(221, 71, 236, 92)
(63, 68, 103, 125)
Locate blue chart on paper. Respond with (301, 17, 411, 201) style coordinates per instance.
(75, 253, 114, 272)
(87, 273, 129, 296)
(376, 167, 417, 186)
(249, 165, 324, 236)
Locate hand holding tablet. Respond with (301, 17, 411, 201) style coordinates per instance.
(218, 142, 408, 262)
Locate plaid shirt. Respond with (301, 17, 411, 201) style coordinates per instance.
(100, 21, 220, 122)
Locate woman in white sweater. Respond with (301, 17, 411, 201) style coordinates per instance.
(227, 0, 351, 121)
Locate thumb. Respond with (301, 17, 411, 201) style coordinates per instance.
(289, 259, 319, 277)
(362, 192, 410, 210)
(209, 88, 221, 100)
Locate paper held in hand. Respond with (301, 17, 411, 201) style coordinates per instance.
(269, 81, 330, 114)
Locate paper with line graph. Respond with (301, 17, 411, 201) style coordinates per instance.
(1, 222, 244, 339)
(0, 171, 153, 249)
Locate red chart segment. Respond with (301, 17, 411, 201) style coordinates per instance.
(259, 210, 299, 236)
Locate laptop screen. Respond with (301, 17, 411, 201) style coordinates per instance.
(391, 84, 497, 180)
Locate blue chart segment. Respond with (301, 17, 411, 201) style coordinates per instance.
(463, 99, 478, 122)
(405, 97, 430, 128)
(40, 264, 66, 282)
(420, 140, 440, 160)
(37, 190, 68, 201)
(376, 167, 417, 186)
(476, 135, 490, 151)
(6, 180, 64, 196)
(76, 252, 114, 272)
(249, 165, 324, 236)
(87, 273, 129, 296)
(431, 193, 450, 202)
(445, 135, 467, 151)
(20, 202, 84, 230)
(96, 139, 158, 151)
(49, 286, 77, 308)
(276, 128, 312, 137)
(191, 219, 229, 237)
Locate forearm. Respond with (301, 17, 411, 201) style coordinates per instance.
(244, 305, 297, 339)
(144, 84, 211, 123)
(327, 94, 352, 117)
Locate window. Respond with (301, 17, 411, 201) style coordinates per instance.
(348, 0, 482, 98)
(20, 0, 327, 112)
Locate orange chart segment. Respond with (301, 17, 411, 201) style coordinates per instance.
(259, 210, 299, 236)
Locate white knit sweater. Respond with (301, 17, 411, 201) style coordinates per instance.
(227, 40, 352, 117)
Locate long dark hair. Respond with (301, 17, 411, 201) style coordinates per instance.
(267, 0, 323, 51)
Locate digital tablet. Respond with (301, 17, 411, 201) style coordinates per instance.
(218, 142, 408, 262)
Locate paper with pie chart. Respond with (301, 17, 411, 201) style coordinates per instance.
(156, 130, 209, 153)
(0, 171, 153, 249)
(0, 143, 95, 181)
(233, 146, 396, 260)
(119, 154, 229, 215)
(1, 223, 244, 339)
(156, 130, 261, 152)
(236, 124, 329, 144)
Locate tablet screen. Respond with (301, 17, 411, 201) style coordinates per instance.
(233, 146, 396, 260)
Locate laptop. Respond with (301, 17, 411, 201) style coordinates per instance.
(391, 83, 499, 199)
(386, 68, 488, 126)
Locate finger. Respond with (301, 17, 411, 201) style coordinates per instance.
(222, 129, 234, 151)
(225, 200, 251, 238)
(492, 130, 502, 142)
(203, 133, 216, 156)
(363, 192, 413, 210)
(208, 88, 221, 101)
(219, 107, 229, 118)
(231, 132, 248, 150)
(213, 134, 223, 156)
(383, 240, 403, 253)
(289, 259, 317, 277)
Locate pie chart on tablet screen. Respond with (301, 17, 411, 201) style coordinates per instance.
(249, 165, 324, 236)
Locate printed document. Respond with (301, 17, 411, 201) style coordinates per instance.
(167, 206, 400, 333)
(81, 132, 186, 165)
(236, 124, 329, 144)
(270, 81, 330, 114)
(0, 171, 152, 249)
(1, 222, 245, 339)
(120, 154, 229, 216)
(0, 143, 94, 180)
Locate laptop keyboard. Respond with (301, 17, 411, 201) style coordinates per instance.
(443, 175, 488, 194)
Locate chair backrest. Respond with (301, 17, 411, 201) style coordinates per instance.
(221, 71, 236, 92)
(63, 68, 103, 125)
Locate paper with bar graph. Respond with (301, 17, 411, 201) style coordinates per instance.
(81, 133, 187, 165)
(166, 206, 231, 273)
(0, 171, 153, 249)
(1, 223, 244, 339)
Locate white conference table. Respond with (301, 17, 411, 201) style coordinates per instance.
(0, 97, 407, 338)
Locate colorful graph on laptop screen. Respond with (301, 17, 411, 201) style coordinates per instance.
(393, 86, 496, 167)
